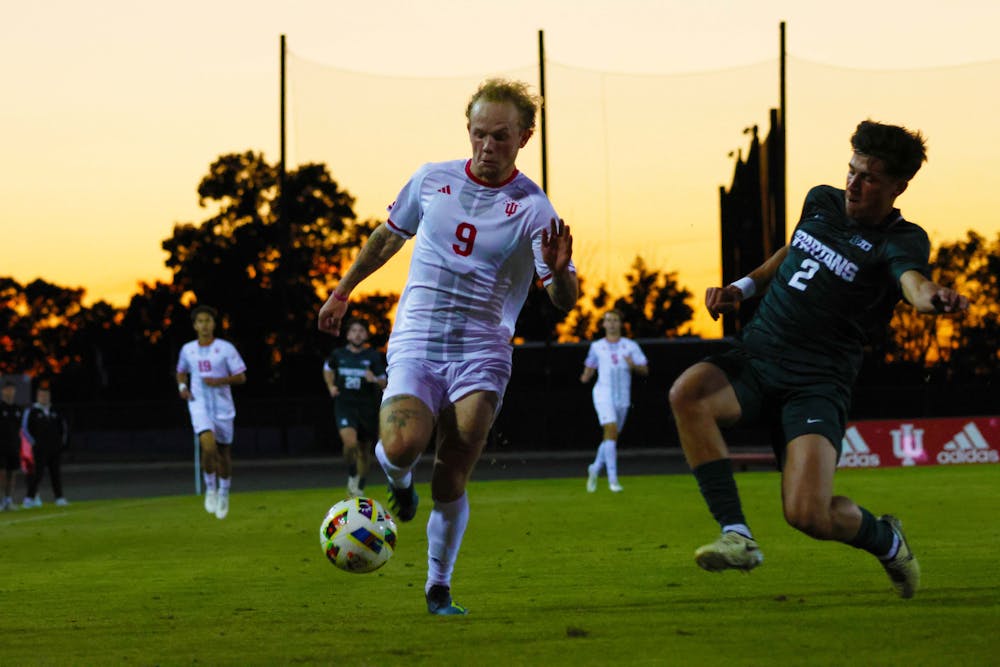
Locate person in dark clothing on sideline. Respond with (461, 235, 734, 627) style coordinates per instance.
(1, 380, 23, 510)
(21, 381, 70, 508)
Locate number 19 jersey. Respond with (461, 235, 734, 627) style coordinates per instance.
(385, 159, 575, 363)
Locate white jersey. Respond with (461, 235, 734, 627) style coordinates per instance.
(384, 159, 575, 363)
(176, 338, 247, 420)
(584, 337, 648, 407)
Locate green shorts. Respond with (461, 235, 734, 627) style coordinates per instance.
(707, 347, 851, 466)
(334, 401, 380, 443)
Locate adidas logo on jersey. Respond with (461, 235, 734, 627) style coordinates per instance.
(937, 422, 999, 464)
(839, 426, 880, 468)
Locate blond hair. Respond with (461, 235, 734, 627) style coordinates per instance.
(465, 78, 539, 132)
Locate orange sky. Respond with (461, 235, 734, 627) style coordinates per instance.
(3, 1, 1000, 338)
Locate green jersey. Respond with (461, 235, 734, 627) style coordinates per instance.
(325, 346, 386, 407)
(741, 185, 930, 384)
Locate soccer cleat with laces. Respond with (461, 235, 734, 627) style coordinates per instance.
(387, 482, 419, 522)
(879, 515, 919, 599)
(694, 531, 764, 572)
(586, 465, 598, 493)
(215, 492, 229, 519)
(204, 489, 218, 514)
(426, 585, 468, 616)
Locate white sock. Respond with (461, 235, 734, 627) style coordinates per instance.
(603, 440, 619, 484)
(219, 477, 231, 493)
(375, 440, 417, 489)
(591, 442, 606, 471)
(879, 532, 901, 561)
(722, 523, 754, 540)
(203, 472, 218, 491)
(425, 493, 470, 593)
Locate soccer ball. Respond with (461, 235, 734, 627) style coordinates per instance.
(319, 497, 398, 573)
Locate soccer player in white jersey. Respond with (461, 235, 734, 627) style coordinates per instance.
(176, 305, 247, 520)
(580, 309, 649, 493)
(318, 78, 578, 615)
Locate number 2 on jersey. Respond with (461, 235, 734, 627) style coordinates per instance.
(788, 258, 820, 291)
(452, 222, 477, 256)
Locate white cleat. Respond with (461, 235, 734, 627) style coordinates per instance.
(204, 489, 218, 514)
(346, 475, 363, 498)
(880, 515, 919, 599)
(215, 492, 229, 520)
(55, 497, 69, 507)
(586, 466, 598, 493)
(695, 531, 764, 572)
(609, 482, 624, 493)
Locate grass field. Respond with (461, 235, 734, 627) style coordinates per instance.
(1, 465, 997, 666)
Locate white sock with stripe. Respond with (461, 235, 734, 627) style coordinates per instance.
(603, 440, 619, 484)
(425, 493, 470, 593)
(375, 440, 416, 489)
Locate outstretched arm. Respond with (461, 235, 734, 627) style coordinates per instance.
(541, 218, 579, 312)
(318, 224, 407, 335)
(900, 270, 969, 314)
(706, 245, 789, 321)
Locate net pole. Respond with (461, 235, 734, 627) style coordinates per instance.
(194, 434, 201, 495)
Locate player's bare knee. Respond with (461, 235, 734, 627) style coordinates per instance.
(784, 504, 834, 540)
(381, 434, 425, 467)
(668, 375, 695, 414)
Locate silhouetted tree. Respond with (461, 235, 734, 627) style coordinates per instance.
(879, 231, 1000, 382)
(161, 152, 392, 393)
(562, 256, 695, 341)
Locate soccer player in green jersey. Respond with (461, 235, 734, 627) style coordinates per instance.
(322, 318, 387, 497)
(669, 120, 969, 598)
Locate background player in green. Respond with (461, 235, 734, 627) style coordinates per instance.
(322, 317, 387, 498)
(669, 120, 969, 599)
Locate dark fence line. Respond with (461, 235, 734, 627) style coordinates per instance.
(57, 339, 998, 464)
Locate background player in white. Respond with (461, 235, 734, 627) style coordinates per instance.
(579, 309, 649, 492)
(317, 78, 577, 615)
(176, 305, 247, 520)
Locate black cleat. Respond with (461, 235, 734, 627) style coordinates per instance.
(387, 482, 419, 522)
(426, 585, 468, 616)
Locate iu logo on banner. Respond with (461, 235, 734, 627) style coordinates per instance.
(891, 423, 926, 466)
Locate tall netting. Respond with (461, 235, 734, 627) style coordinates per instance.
(288, 51, 1000, 335)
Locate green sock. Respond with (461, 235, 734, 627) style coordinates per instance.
(848, 507, 896, 558)
(693, 458, 749, 530)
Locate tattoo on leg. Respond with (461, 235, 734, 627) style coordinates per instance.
(385, 408, 421, 431)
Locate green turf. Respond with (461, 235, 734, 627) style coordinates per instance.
(1, 465, 997, 666)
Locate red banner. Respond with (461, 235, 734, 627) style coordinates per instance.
(838, 416, 1000, 469)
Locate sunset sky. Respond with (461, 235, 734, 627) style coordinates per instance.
(3, 1, 1000, 338)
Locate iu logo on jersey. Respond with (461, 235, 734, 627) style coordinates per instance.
(504, 201, 519, 217)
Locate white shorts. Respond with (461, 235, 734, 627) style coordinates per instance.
(383, 357, 512, 417)
(188, 403, 235, 445)
(594, 401, 629, 431)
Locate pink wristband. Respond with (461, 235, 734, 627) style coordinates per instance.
(332, 291, 349, 302)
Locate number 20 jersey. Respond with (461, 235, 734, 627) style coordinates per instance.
(742, 185, 930, 383)
(385, 159, 575, 363)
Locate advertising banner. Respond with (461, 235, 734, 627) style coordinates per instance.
(838, 416, 1000, 469)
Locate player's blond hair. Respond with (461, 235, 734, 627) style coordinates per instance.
(466, 78, 539, 132)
